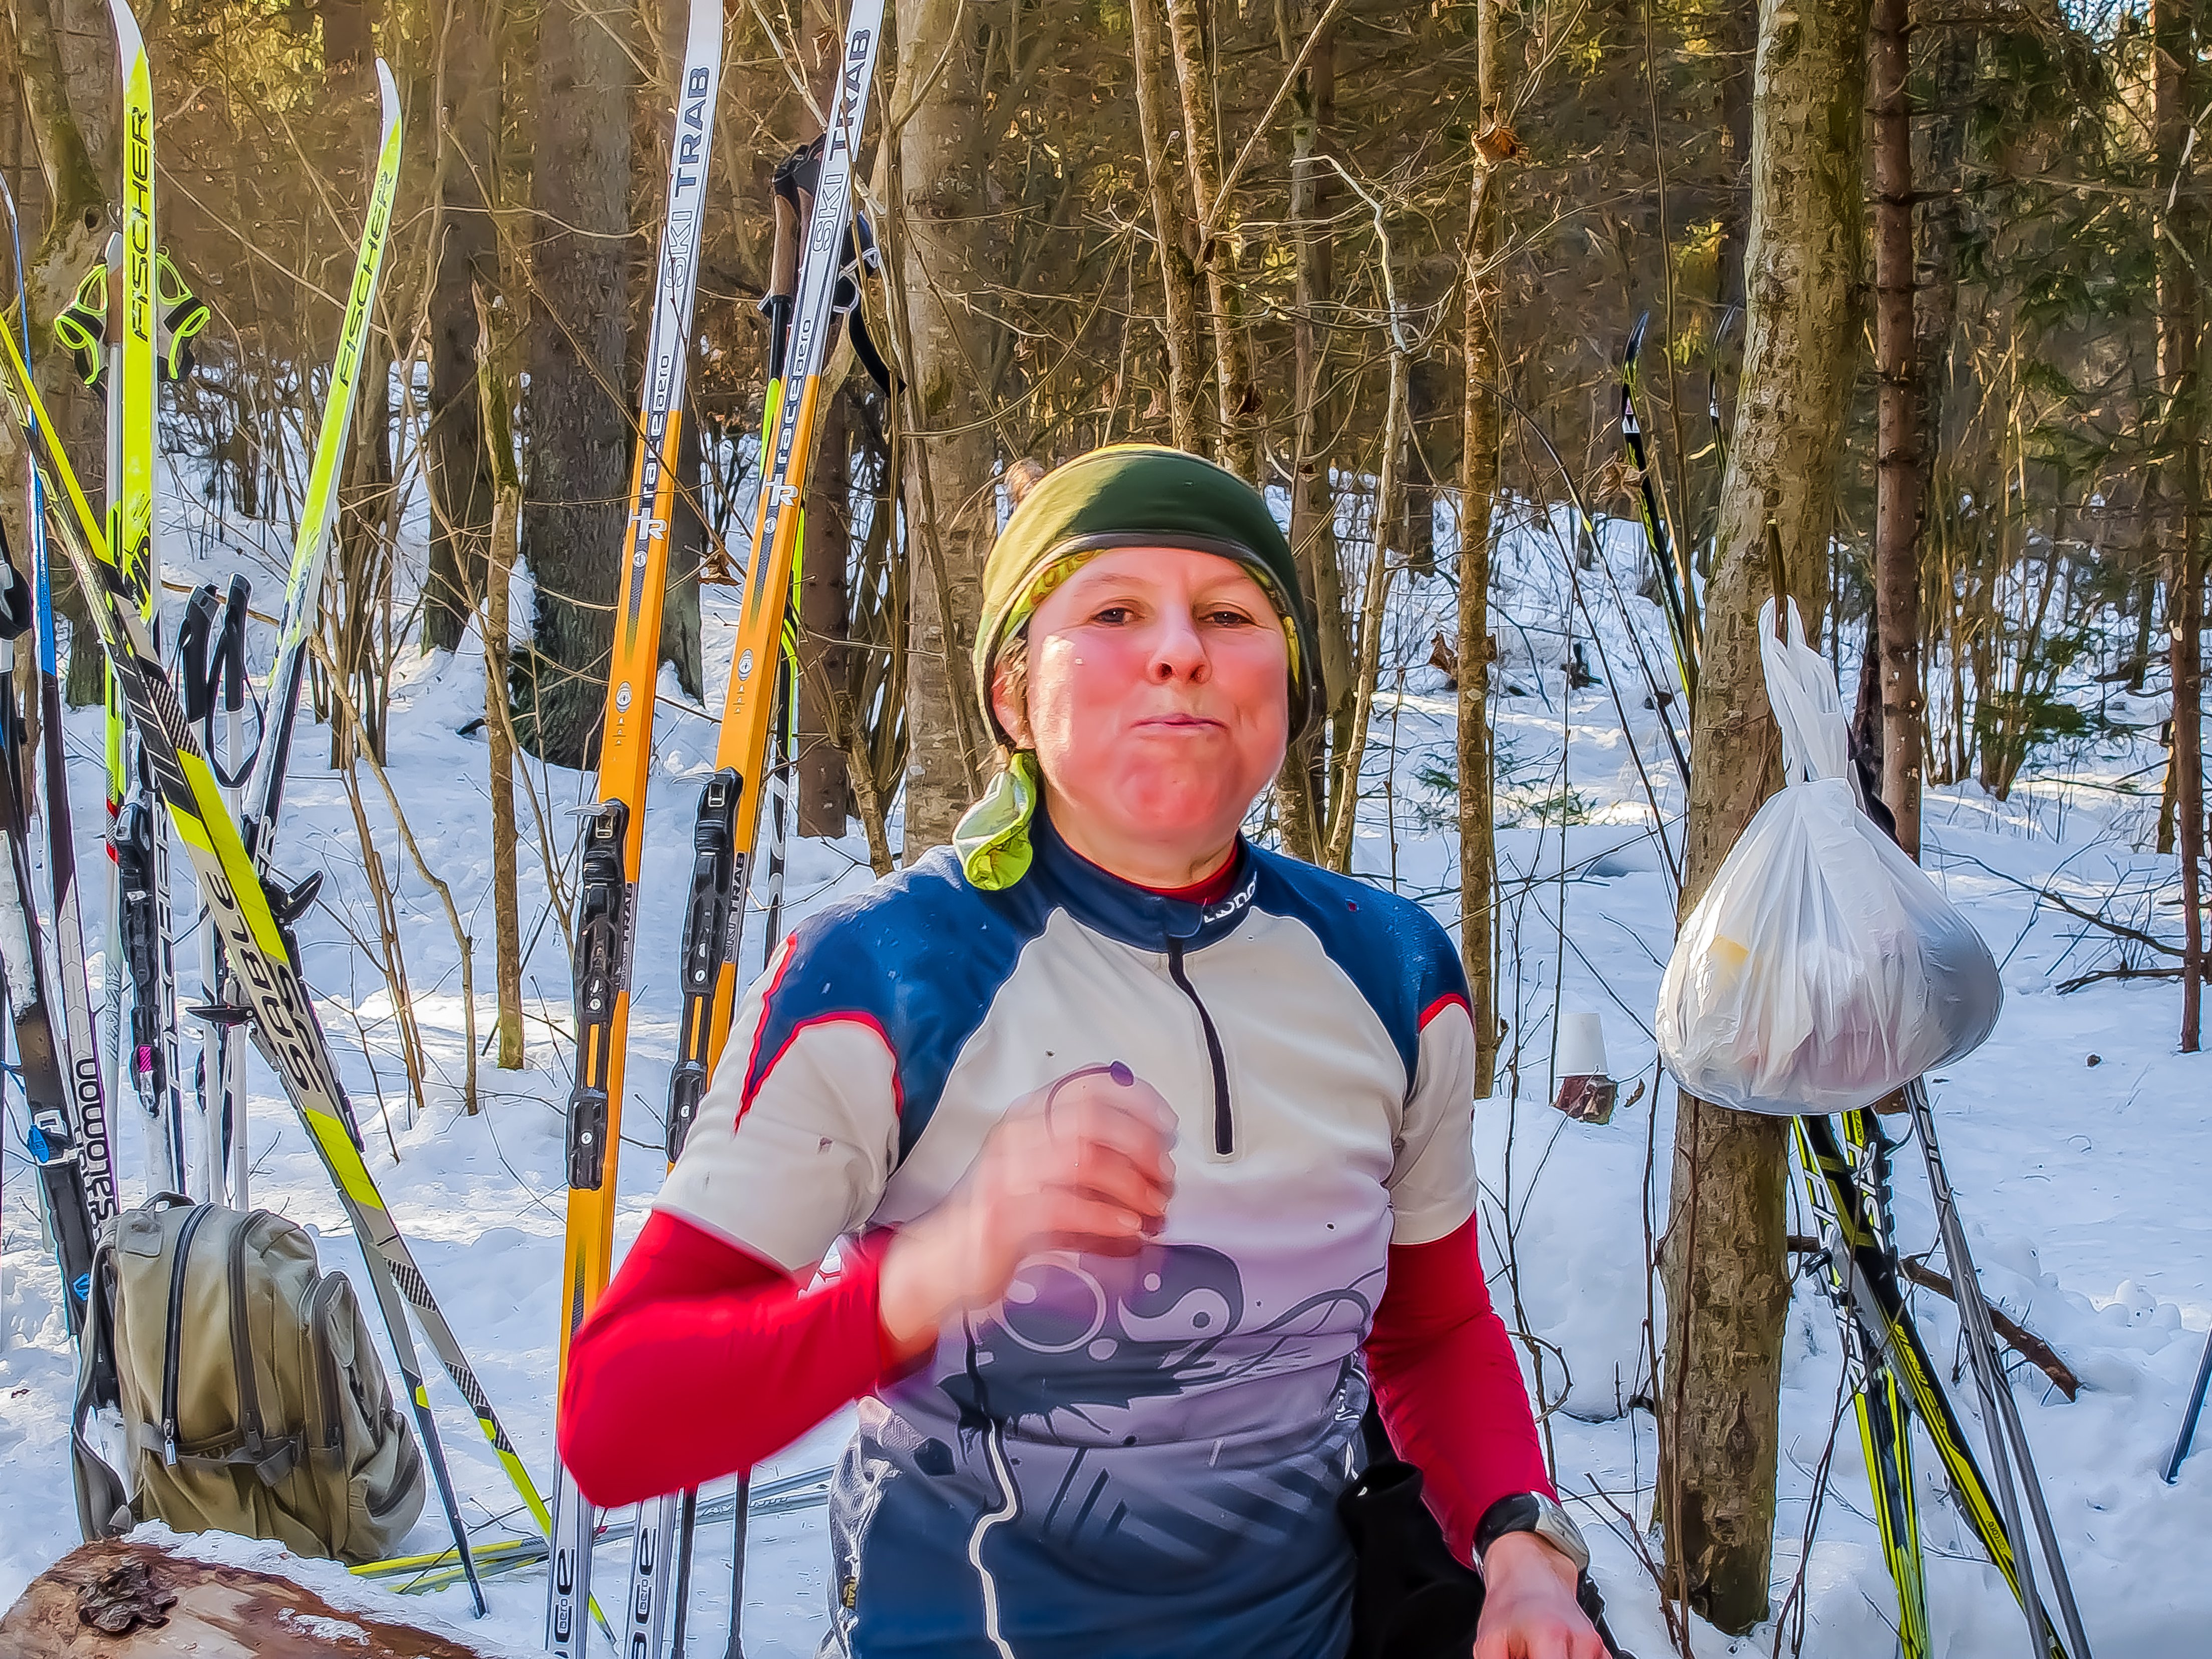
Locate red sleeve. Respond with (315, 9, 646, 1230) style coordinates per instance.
(556, 1210, 892, 1509)
(1363, 1214, 1555, 1564)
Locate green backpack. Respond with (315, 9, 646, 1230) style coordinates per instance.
(71, 1195, 427, 1564)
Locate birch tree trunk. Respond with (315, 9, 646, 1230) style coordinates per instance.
(1658, 0, 1868, 1628)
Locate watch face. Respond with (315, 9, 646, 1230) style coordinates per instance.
(1531, 1496, 1593, 1576)
(1479, 1492, 1591, 1577)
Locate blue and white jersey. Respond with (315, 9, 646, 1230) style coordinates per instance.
(658, 812, 1481, 1659)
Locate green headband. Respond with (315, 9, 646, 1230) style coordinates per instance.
(956, 445, 1323, 889)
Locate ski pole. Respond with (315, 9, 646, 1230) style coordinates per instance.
(1904, 1079, 2092, 1658)
(177, 583, 225, 1203)
(2162, 1324, 2212, 1483)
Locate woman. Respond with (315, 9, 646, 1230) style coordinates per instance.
(561, 445, 1605, 1659)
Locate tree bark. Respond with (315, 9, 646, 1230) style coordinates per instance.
(1322, 341, 1403, 874)
(1459, 1, 1512, 1095)
(1850, 590, 1882, 766)
(893, 0, 993, 853)
(1713, 0, 1757, 313)
(1909, 29, 1971, 783)
(4, 0, 110, 707)
(1128, 0, 1205, 454)
(1277, 2, 1336, 863)
(520, 0, 633, 767)
(1869, 0, 1922, 856)
(476, 279, 525, 1074)
(421, 0, 502, 654)
(1658, 0, 1868, 1629)
(799, 385, 854, 837)
(1162, 0, 1260, 480)
(53, 0, 117, 182)
(2155, 0, 2204, 1050)
(321, 0, 372, 69)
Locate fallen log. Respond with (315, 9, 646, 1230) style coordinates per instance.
(0, 1536, 510, 1658)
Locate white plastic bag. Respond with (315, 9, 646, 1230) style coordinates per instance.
(1655, 600, 2001, 1116)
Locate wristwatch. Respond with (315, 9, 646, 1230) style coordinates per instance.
(1474, 1491, 1591, 1578)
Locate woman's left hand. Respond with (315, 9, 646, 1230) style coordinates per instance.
(1472, 1532, 1608, 1659)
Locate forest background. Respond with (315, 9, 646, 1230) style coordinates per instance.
(1, 0, 2203, 1639)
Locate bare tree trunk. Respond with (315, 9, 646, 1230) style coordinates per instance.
(1914, 29, 1971, 482)
(1277, 3, 1336, 863)
(2156, 0, 2204, 1050)
(1128, 0, 1204, 454)
(330, 332, 395, 769)
(1403, 361, 1440, 579)
(321, 0, 372, 68)
(476, 281, 525, 1073)
(53, 0, 117, 179)
(799, 386, 854, 838)
(1714, 0, 1756, 312)
(1322, 348, 1403, 873)
(1659, 0, 1869, 1629)
(1161, 0, 1260, 480)
(422, 0, 501, 655)
(520, 0, 633, 767)
(1459, 0, 1513, 1096)
(4, 0, 110, 707)
(892, 0, 992, 853)
(1870, 0, 1922, 856)
(6, 0, 101, 250)
(1850, 591, 1882, 765)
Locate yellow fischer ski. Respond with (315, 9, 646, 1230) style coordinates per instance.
(545, 8, 726, 1651)
(104, 0, 190, 1199)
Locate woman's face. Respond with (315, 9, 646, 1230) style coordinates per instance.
(996, 546, 1291, 865)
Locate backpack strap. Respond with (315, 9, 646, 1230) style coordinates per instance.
(225, 1212, 304, 1487)
(71, 1242, 134, 1541)
(129, 1428, 304, 1487)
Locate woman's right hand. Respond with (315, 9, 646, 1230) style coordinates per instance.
(878, 1063, 1178, 1359)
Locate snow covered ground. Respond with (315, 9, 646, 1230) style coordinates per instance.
(2, 478, 2207, 1657)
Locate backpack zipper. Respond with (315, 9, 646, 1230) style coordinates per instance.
(1164, 938, 1233, 1155)
(161, 1205, 214, 1466)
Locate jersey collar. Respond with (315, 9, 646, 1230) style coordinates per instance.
(1027, 809, 1258, 950)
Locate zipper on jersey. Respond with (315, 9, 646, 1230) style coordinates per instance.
(1163, 938, 1233, 1155)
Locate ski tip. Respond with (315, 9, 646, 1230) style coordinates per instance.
(689, 0, 728, 59)
(108, 0, 146, 60)
(375, 57, 400, 124)
(1624, 311, 1650, 369)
